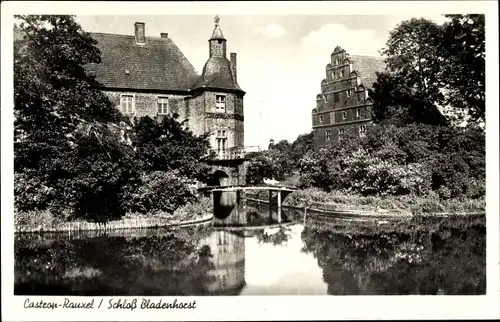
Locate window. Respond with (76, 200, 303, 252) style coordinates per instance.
(342, 111, 347, 120)
(325, 129, 331, 142)
(319, 115, 324, 124)
(329, 111, 335, 124)
(335, 58, 339, 65)
(359, 125, 367, 138)
(334, 93, 339, 103)
(346, 89, 353, 97)
(216, 129, 228, 158)
(120, 95, 134, 115)
(340, 70, 344, 78)
(332, 71, 336, 79)
(215, 95, 226, 112)
(157, 96, 169, 114)
(338, 128, 345, 141)
(356, 108, 360, 118)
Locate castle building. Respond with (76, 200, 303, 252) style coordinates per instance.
(311, 46, 385, 150)
(84, 16, 247, 185)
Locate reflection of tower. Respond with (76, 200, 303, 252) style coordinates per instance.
(213, 190, 247, 226)
(199, 230, 246, 295)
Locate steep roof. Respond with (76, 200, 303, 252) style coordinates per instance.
(85, 33, 199, 92)
(350, 55, 386, 89)
(193, 56, 244, 93)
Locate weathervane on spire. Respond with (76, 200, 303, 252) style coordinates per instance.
(214, 15, 220, 27)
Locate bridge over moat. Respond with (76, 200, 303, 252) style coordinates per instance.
(209, 186, 296, 227)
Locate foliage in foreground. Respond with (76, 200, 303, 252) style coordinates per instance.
(298, 124, 485, 200)
(284, 187, 485, 215)
(14, 15, 211, 222)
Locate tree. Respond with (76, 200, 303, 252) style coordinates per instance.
(14, 15, 134, 218)
(131, 115, 212, 182)
(290, 132, 314, 168)
(246, 152, 276, 185)
(372, 15, 485, 128)
(271, 139, 291, 153)
(438, 14, 485, 125)
(14, 15, 122, 173)
(371, 18, 448, 126)
(370, 72, 448, 126)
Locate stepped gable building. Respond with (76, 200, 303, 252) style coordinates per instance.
(84, 16, 247, 185)
(311, 46, 385, 150)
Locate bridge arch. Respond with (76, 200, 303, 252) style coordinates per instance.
(208, 170, 230, 186)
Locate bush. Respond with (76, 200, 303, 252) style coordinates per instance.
(125, 171, 198, 215)
(283, 188, 485, 214)
(342, 149, 432, 196)
(298, 124, 485, 200)
(246, 153, 275, 185)
(298, 149, 335, 190)
(14, 173, 54, 213)
(172, 197, 212, 222)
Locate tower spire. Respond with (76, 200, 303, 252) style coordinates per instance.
(210, 14, 226, 41)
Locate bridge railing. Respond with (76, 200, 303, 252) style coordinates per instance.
(206, 146, 262, 160)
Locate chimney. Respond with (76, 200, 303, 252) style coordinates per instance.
(134, 22, 146, 44)
(160, 32, 168, 39)
(230, 53, 237, 81)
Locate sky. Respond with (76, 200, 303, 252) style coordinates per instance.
(75, 14, 448, 149)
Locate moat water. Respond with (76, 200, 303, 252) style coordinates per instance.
(15, 201, 486, 295)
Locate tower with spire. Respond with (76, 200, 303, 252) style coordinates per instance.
(191, 15, 246, 169)
(78, 15, 248, 186)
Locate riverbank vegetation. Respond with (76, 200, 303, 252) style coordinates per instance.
(14, 15, 213, 230)
(245, 15, 485, 215)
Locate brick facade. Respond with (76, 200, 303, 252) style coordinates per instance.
(311, 46, 385, 150)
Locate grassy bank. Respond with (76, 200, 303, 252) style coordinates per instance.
(15, 197, 213, 233)
(248, 188, 485, 215)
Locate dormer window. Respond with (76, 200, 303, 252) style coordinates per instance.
(215, 95, 226, 112)
(335, 58, 339, 65)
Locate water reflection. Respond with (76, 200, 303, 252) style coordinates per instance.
(198, 230, 246, 295)
(301, 219, 486, 295)
(14, 203, 486, 295)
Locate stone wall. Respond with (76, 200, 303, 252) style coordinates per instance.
(105, 90, 190, 122)
(202, 91, 245, 149)
(186, 93, 207, 137)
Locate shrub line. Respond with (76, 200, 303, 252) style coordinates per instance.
(15, 214, 213, 234)
(246, 197, 485, 220)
